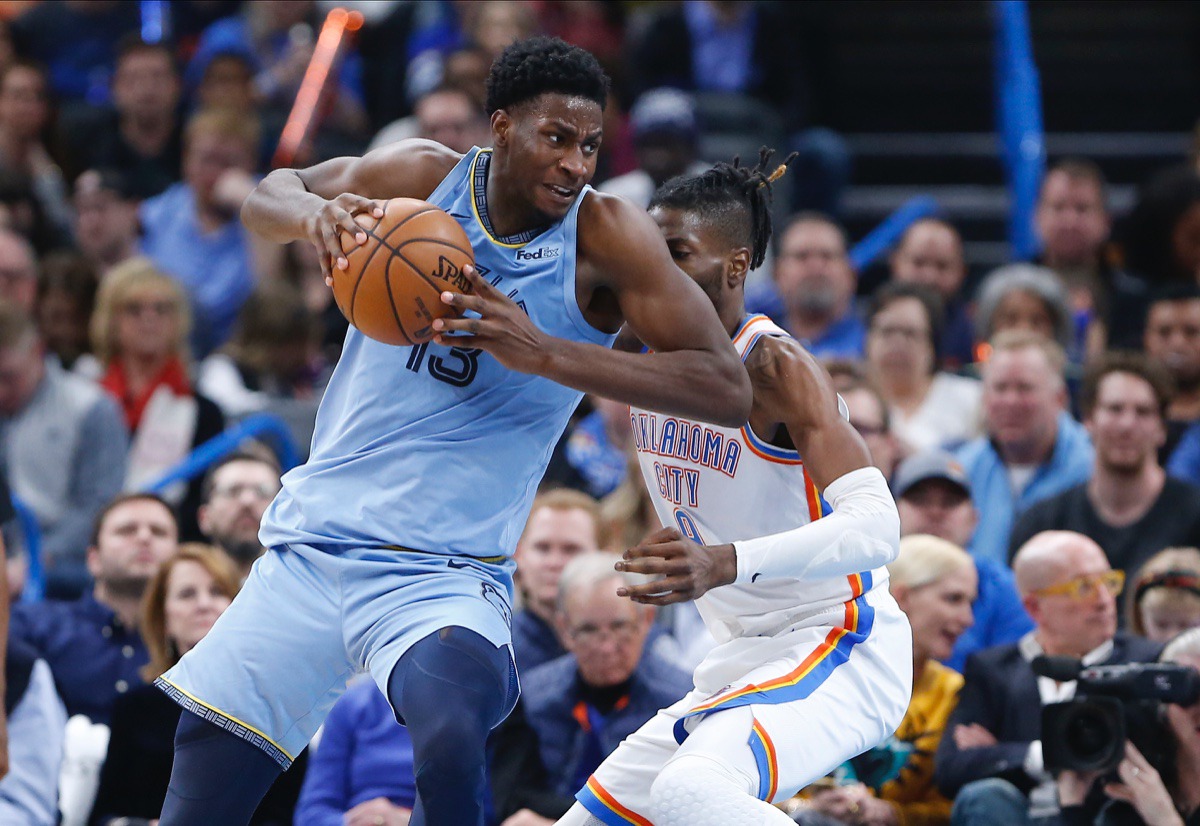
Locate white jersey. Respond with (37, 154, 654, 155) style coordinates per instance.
(630, 314, 888, 643)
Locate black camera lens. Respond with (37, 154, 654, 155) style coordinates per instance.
(1065, 709, 1118, 762)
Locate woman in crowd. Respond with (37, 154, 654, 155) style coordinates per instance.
(864, 282, 982, 453)
(89, 544, 306, 825)
(1057, 627, 1200, 826)
(793, 534, 976, 825)
(91, 257, 225, 538)
(1128, 547, 1200, 643)
(972, 263, 1080, 364)
(293, 678, 416, 826)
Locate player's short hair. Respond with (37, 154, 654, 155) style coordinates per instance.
(90, 492, 177, 547)
(1078, 349, 1175, 422)
(889, 534, 973, 592)
(485, 36, 609, 115)
(200, 449, 283, 504)
(650, 148, 797, 271)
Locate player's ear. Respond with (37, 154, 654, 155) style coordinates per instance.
(726, 247, 752, 290)
(491, 109, 511, 146)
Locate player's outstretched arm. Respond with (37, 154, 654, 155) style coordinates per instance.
(241, 139, 458, 281)
(438, 192, 752, 427)
(618, 338, 899, 604)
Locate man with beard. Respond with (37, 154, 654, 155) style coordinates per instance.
(10, 493, 179, 724)
(197, 451, 282, 582)
(1009, 352, 1200, 580)
(1144, 285, 1200, 462)
(746, 212, 865, 359)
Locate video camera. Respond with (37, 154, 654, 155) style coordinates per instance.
(1034, 655, 1200, 773)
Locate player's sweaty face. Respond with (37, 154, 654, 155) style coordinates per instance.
(650, 206, 735, 311)
(508, 94, 602, 220)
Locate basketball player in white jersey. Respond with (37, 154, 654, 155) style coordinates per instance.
(557, 153, 914, 826)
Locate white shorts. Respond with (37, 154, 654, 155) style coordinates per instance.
(577, 585, 912, 824)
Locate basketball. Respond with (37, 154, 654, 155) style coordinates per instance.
(332, 198, 475, 346)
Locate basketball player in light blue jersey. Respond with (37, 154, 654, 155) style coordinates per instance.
(152, 38, 751, 826)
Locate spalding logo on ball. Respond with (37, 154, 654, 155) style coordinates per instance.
(333, 198, 475, 346)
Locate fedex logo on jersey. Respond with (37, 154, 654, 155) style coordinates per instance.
(515, 245, 561, 261)
(630, 412, 741, 478)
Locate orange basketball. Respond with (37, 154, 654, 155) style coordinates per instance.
(332, 198, 475, 346)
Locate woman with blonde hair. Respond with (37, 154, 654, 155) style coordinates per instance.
(798, 535, 975, 825)
(1129, 547, 1200, 643)
(89, 544, 305, 825)
(92, 257, 225, 537)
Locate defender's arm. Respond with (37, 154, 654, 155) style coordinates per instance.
(436, 193, 752, 427)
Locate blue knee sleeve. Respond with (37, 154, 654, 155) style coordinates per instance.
(388, 626, 516, 826)
(158, 709, 282, 826)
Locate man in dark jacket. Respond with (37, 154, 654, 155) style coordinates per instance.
(521, 553, 693, 799)
(934, 530, 1162, 825)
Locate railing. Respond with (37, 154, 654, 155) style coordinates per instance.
(12, 496, 43, 603)
(848, 195, 940, 272)
(141, 413, 301, 495)
(993, 0, 1045, 260)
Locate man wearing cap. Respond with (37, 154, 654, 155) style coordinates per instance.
(893, 449, 1033, 672)
(599, 88, 709, 209)
(73, 168, 143, 276)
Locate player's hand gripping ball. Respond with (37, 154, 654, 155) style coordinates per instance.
(332, 198, 476, 346)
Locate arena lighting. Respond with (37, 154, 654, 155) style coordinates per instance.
(272, 7, 365, 169)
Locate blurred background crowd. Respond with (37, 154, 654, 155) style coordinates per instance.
(4, 1, 1200, 825)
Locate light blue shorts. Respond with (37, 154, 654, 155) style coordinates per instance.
(157, 543, 519, 769)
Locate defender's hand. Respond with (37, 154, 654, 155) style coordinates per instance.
(435, 266, 550, 374)
(302, 193, 384, 284)
(614, 527, 737, 606)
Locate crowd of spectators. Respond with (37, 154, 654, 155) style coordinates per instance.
(4, 1, 1200, 825)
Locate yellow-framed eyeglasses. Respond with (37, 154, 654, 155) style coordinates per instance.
(1032, 570, 1125, 601)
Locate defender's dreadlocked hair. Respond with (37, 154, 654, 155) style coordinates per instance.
(649, 148, 797, 270)
(485, 37, 610, 115)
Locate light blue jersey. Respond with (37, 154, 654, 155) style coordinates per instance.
(261, 147, 616, 557)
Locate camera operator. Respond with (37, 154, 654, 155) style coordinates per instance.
(934, 530, 1162, 825)
(1057, 628, 1200, 826)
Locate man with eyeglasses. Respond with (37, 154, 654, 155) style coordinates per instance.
(934, 530, 1163, 826)
(520, 553, 692, 807)
(197, 451, 282, 582)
